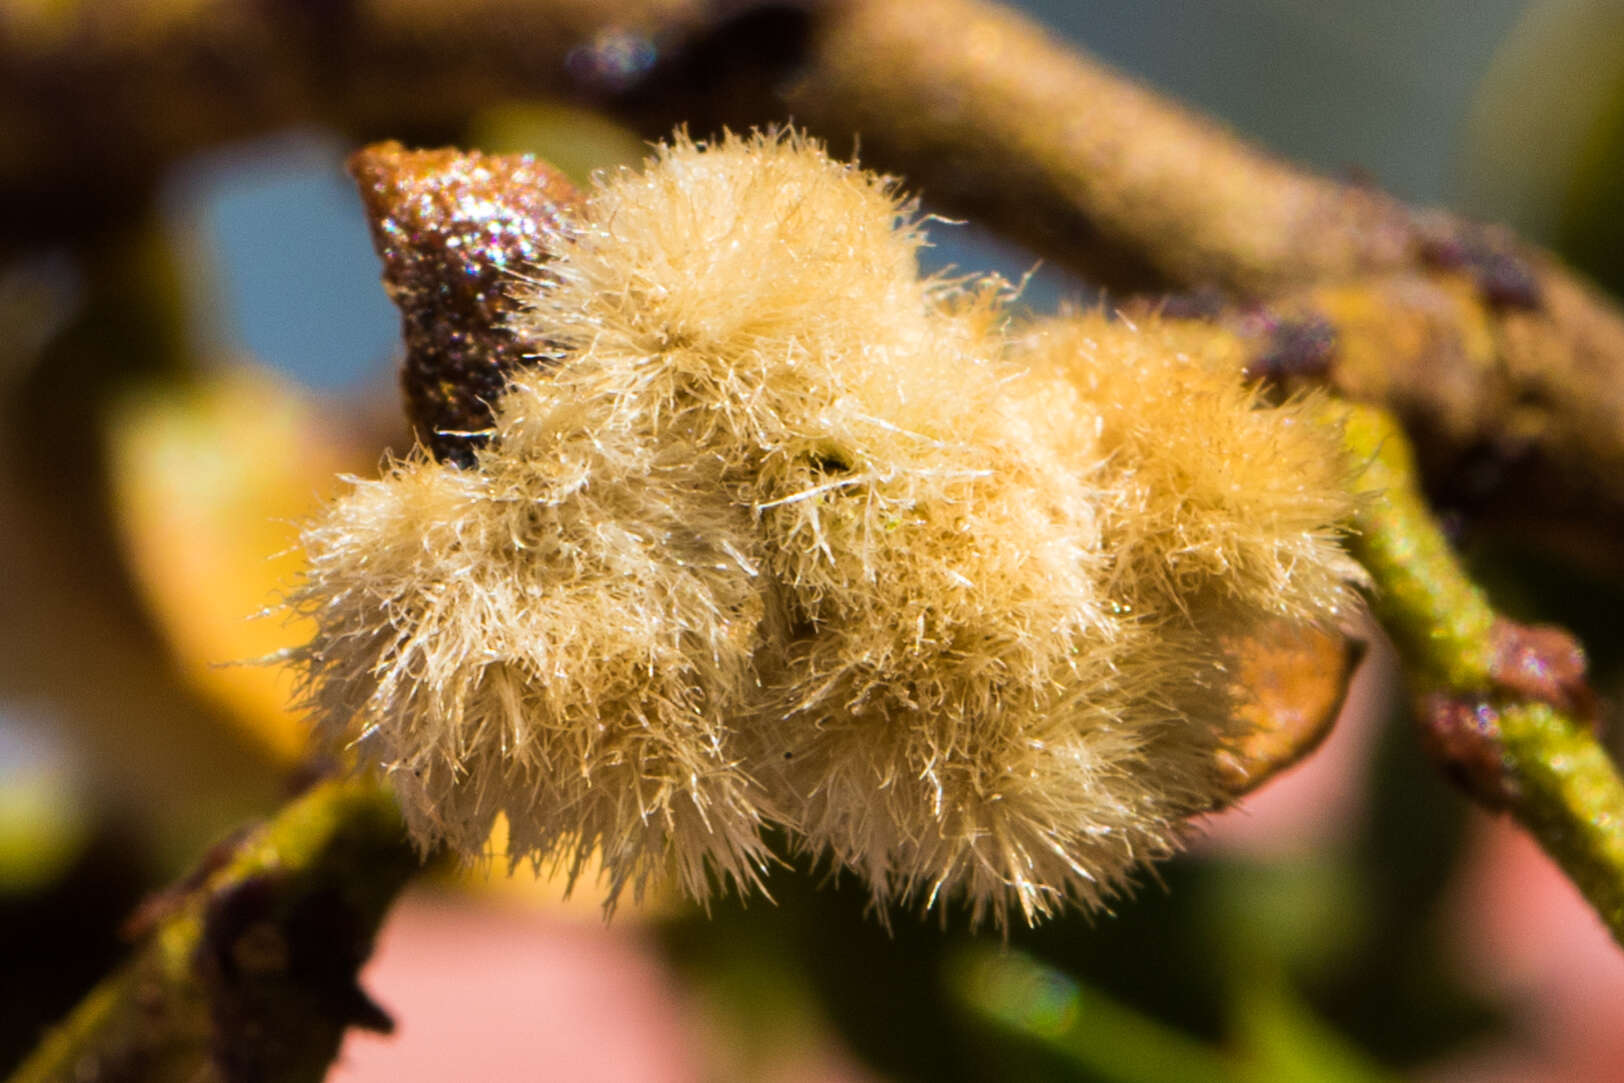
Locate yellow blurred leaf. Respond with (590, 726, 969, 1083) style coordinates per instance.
(105, 365, 362, 764)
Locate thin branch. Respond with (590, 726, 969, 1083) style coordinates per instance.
(772, 0, 1418, 293)
(5, 0, 1623, 554)
(7, 778, 417, 1083)
(0, 0, 1415, 291)
(1339, 403, 1624, 945)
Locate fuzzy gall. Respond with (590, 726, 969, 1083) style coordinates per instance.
(293, 131, 1362, 927)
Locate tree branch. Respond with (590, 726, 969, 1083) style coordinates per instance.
(5, 0, 1622, 555)
(7, 778, 417, 1083)
(1138, 260, 1624, 572)
(1339, 404, 1624, 945)
(771, 0, 1418, 293)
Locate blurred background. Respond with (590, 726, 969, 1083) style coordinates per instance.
(4, 0, 1624, 1079)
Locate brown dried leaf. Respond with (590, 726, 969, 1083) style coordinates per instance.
(1215, 621, 1363, 799)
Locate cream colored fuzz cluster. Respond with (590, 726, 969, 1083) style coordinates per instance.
(295, 131, 1360, 925)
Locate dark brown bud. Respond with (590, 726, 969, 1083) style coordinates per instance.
(1417, 693, 1519, 810)
(1416, 218, 1543, 312)
(1245, 313, 1338, 382)
(349, 141, 583, 465)
(1490, 618, 1600, 731)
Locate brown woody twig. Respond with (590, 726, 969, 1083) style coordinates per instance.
(5, 0, 1623, 555)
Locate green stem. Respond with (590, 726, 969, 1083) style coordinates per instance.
(1341, 403, 1624, 945)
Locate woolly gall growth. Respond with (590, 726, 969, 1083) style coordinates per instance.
(297, 130, 1361, 926)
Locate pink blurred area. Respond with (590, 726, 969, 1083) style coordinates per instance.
(1422, 812, 1624, 1083)
(330, 891, 874, 1083)
(330, 893, 703, 1083)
